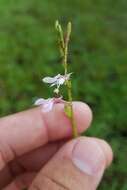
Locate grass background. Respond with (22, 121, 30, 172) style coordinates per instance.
(0, 0, 127, 189)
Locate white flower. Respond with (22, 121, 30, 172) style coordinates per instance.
(34, 97, 64, 112)
(42, 73, 72, 89)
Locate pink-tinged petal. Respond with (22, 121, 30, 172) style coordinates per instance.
(54, 97, 65, 104)
(34, 98, 45, 106)
(42, 77, 57, 84)
(42, 99, 54, 112)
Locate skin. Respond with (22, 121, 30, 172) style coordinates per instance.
(0, 101, 113, 190)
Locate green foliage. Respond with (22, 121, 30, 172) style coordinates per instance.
(0, 0, 127, 189)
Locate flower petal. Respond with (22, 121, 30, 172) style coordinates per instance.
(42, 77, 57, 84)
(42, 99, 54, 112)
(34, 98, 45, 106)
(50, 82, 57, 87)
(54, 97, 64, 103)
(54, 74, 61, 79)
(66, 72, 72, 80)
(58, 78, 65, 85)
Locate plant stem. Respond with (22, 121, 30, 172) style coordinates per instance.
(63, 22, 78, 138)
(56, 21, 78, 138)
(64, 43, 68, 75)
(67, 80, 78, 138)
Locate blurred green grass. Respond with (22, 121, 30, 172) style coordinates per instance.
(0, 0, 127, 189)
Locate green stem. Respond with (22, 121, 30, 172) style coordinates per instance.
(63, 24, 78, 138)
(64, 45, 68, 75)
(67, 80, 78, 138)
(56, 21, 78, 138)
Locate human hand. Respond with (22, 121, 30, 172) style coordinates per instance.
(0, 102, 113, 190)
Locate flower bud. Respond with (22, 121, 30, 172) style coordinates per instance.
(54, 88, 59, 94)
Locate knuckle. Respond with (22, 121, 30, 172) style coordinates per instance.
(0, 151, 6, 169)
(30, 174, 70, 190)
(0, 139, 21, 175)
(0, 139, 15, 164)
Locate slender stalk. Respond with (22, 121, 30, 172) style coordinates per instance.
(63, 43, 68, 75)
(63, 22, 78, 138)
(67, 80, 78, 137)
(55, 20, 78, 138)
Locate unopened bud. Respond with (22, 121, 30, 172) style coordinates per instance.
(54, 88, 59, 94)
(67, 22, 72, 37)
(55, 20, 62, 33)
(55, 20, 59, 29)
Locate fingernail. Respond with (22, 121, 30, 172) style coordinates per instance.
(72, 139, 105, 176)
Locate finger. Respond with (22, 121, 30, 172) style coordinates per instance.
(0, 141, 65, 189)
(3, 173, 35, 190)
(0, 102, 92, 169)
(10, 140, 66, 175)
(29, 137, 113, 190)
(0, 165, 13, 189)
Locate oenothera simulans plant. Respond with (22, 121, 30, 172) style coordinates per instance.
(34, 21, 78, 138)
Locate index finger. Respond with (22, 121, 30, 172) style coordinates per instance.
(0, 102, 92, 168)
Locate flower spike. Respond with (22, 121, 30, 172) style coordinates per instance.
(34, 21, 78, 138)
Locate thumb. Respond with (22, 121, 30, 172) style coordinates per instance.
(29, 137, 113, 190)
